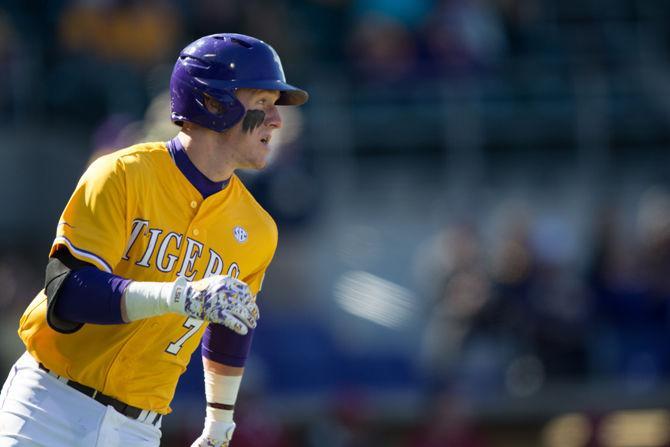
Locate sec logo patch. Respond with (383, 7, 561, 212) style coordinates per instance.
(233, 226, 248, 243)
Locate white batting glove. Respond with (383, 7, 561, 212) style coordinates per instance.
(123, 276, 258, 335)
(170, 276, 258, 335)
(191, 419, 236, 447)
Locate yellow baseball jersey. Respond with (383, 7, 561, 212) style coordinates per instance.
(18, 142, 277, 414)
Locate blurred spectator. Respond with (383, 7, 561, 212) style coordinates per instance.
(347, 13, 420, 83)
(422, 0, 508, 76)
(525, 215, 591, 379)
(588, 188, 670, 387)
(419, 223, 491, 391)
(637, 187, 670, 302)
(58, 0, 181, 70)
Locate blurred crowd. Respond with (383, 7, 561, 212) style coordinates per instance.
(2, 0, 670, 446)
(420, 188, 670, 395)
(3, 0, 670, 129)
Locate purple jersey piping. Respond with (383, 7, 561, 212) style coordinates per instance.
(167, 138, 230, 199)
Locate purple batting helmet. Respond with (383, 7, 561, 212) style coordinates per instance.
(170, 33, 308, 132)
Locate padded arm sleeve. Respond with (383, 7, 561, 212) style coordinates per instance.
(45, 248, 90, 333)
(45, 248, 129, 333)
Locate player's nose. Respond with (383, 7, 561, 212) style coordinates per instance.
(265, 106, 282, 129)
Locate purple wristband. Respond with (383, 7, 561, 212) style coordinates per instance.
(202, 324, 255, 367)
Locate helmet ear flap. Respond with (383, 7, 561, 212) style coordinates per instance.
(187, 88, 245, 131)
(206, 89, 245, 130)
(203, 94, 228, 116)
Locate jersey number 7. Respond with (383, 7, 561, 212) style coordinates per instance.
(166, 317, 204, 355)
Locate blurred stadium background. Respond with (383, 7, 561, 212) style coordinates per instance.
(2, 0, 670, 445)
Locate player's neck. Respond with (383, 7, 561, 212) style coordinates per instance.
(176, 131, 235, 182)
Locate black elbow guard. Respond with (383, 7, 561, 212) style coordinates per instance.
(44, 256, 84, 334)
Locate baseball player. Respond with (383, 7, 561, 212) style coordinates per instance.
(0, 33, 308, 446)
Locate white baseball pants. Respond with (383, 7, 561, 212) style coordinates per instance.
(0, 352, 161, 446)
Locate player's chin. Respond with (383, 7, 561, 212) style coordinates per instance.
(250, 158, 269, 170)
(255, 144, 272, 167)
(247, 151, 270, 170)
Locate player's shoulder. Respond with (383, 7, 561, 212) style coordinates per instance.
(110, 141, 169, 166)
(87, 141, 170, 176)
(89, 141, 167, 164)
(230, 175, 278, 237)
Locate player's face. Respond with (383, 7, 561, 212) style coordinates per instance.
(222, 89, 282, 170)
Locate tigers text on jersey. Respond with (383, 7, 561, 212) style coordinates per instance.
(18, 142, 277, 414)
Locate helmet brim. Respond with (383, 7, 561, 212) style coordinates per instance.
(277, 86, 309, 106)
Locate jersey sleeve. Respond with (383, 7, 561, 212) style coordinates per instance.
(245, 268, 267, 297)
(50, 154, 128, 272)
(243, 228, 277, 297)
